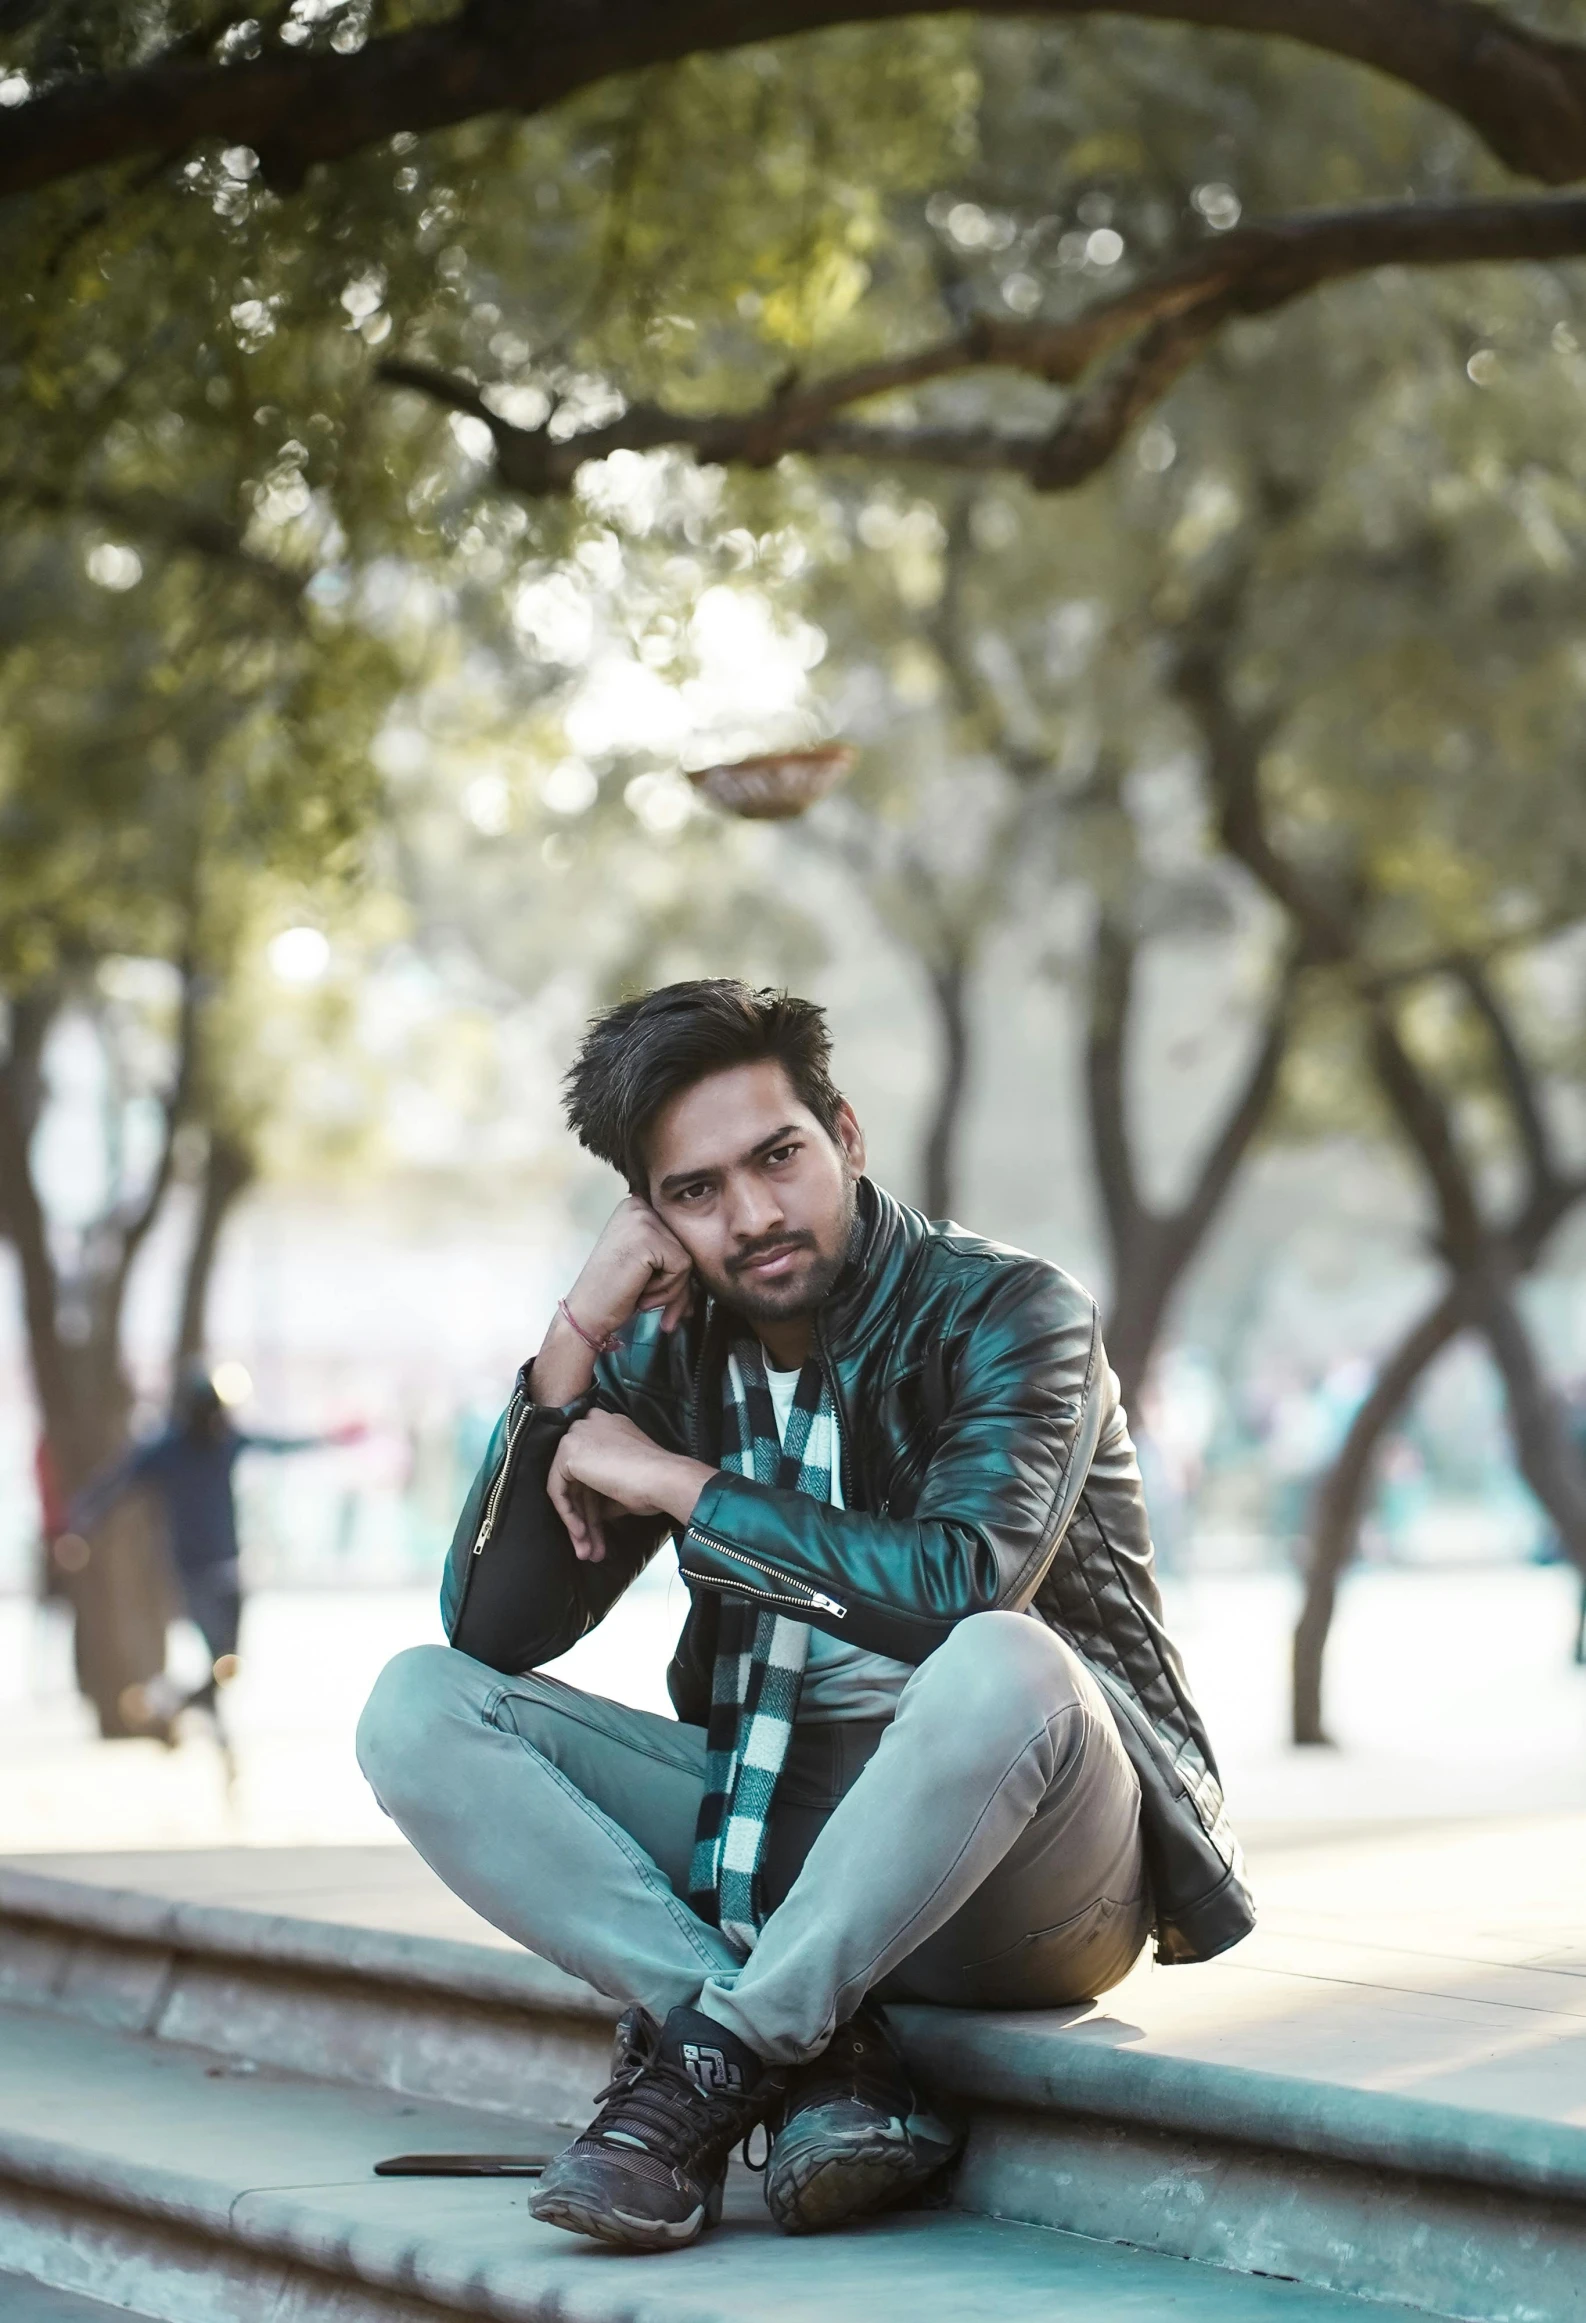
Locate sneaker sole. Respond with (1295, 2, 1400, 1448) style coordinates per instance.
(765, 2130, 951, 2236)
(530, 2189, 710, 2251)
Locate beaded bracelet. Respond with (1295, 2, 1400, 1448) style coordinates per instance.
(557, 1296, 619, 1356)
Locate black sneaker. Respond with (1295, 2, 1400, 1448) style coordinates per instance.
(764, 2002, 962, 2234)
(530, 2002, 774, 2251)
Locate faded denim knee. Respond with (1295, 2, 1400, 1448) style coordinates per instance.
(912, 1610, 1088, 1749)
(355, 1641, 477, 1818)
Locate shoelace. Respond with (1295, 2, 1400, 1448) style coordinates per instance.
(582, 2051, 755, 2167)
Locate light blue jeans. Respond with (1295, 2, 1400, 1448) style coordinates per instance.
(356, 1610, 1148, 2063)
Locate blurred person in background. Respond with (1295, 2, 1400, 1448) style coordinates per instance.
(66, 1366, 363, 1749)
(358, 980, 1251, 2254)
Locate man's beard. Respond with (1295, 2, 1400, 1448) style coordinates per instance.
(707, 1171, 858, 1329)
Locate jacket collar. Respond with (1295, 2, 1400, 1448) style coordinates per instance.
(813, 1175, 926, 1359)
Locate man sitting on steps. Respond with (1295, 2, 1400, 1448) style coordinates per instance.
(356, 979, 1252, 2252)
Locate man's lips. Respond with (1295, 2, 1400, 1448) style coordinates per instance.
(732, 1240, 810, 1279)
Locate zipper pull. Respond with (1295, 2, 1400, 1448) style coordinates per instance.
(810, 1590, 847, 1619)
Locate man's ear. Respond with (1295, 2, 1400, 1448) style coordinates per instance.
(835, 1099, 866, 1177)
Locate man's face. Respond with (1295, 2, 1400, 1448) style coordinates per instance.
(644, 1060, 864, 1328)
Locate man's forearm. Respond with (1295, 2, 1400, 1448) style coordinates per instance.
(529, 1307, 600, 1408)
(530, 1195, 695, 1407)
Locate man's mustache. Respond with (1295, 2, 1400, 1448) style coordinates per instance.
(726, 1230, 817, 1277)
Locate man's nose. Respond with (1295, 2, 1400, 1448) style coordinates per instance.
(726, 1174, 786, 1244)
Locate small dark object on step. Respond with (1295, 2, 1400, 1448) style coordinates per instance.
(374, 2153, 550, 2177)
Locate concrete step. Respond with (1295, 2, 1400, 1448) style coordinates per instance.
(0, 2274, 160, 2322)
(2, 1866, 1582, 2322)
(0, 1999, 1423, 2323)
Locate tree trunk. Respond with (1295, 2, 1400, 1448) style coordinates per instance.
(174, 1129, 255, 1369)
(1083, 902, 1296, 1418)
(1106, 1222, 1182, 1421)
(921, 955, 970, 1221)
(1477, 1280, 1586, 1574)
(1, 984, 187, 1734)
(1292, 1282, 1467, 1745)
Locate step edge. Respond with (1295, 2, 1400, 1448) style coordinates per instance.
(0, 1869, 619, 2026)
(0, 2112, 1478, 2323)
(0, 2122, 541, 2321)
(891, 2004, 1586, 2209)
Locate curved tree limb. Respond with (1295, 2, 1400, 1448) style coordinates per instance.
(1364, 1003, 1488, 1264)
(1085, 905, 1145, 1263)
(1163, 949, 1296, 1265)
(9, 1, 1586, 203)
(106, 954, 200, 1286)
(1453, 951, 1561, 1194)
(8, 481, 312, 609)
(922, 948, 972, 1221)
(1356, 906, 1586, 1000)
(382, 194, 1586, 498)
(173, 1124, 255, 1369)
(1290, 1156, 1586, 1739)
(1291, 1278, 1468, 1743)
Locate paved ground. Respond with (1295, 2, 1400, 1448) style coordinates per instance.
(4, 1562, 1585, 1854)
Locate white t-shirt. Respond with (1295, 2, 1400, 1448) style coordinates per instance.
(763, 1360, 914, 1724)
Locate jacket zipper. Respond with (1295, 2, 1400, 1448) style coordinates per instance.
(682, 1522, 848, 1619)
(472, 1399, 528, 1554)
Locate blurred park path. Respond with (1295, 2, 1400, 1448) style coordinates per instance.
(3, 1561, 1584, 1858)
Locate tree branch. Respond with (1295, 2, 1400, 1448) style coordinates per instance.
(1174, 573, 1500, 1278)
(1364, 1003, 1488, 1264)
(1476, 1266, 1586, 1566)
(1084, 904, 1146, 1256)
(1453, 951, 1561, 1197)
(173, 1125, 254, 1368)
(105, 957, 200, 1304)
(6, 481, 311, 608)
(381, 193, 1586, 499)
(9, 1, 1586, 203)
(1166, 946, 1297, 1258)
(1292, 1151, 1586, 1740)
(1356, 906, 1586, 999)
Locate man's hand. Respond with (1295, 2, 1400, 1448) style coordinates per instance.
(547, 1409, 714, 1564)
(531, 1196, 695, 1408)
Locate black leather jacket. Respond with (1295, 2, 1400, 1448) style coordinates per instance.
(442, 1178, 1254, 1966)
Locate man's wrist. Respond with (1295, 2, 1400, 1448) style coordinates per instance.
(652, 1453, 715, 1529)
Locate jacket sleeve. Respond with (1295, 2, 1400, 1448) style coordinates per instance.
(442, 1365, 669, 1673)
(677, 1267, 1106, 1664)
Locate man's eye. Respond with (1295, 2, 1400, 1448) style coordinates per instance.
(767, 1144, 798, 1165)
(676, 1183, 710, 1203)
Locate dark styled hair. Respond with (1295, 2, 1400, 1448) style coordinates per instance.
(563, 980, 844, 1188)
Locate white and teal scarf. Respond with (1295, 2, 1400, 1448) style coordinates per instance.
(686, 1340, 838, 1955)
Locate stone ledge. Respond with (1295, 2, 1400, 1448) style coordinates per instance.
(891, 2004, 1586, 2210)
(0, 1866, 617, 2025)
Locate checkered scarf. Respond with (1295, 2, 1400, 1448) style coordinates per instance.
(686, 1340, 837, 1955)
